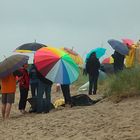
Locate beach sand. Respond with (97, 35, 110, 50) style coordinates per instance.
(0, 85, 140, 140)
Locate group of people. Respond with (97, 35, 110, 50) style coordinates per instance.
(0, 63, 72, 120)
(85, 50, 125, 95)
(0, 48, 127, 120)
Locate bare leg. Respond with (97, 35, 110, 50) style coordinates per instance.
(5, 103, 12, 119)
(1, 104, 6, 120)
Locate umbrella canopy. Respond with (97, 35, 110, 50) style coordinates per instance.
(86, 47, 106, 60)
(0, 54, 29, 78)
(108, 39, 129, 55)
(122, 38, 134, 47)
(60, 47, 83, 65)
(34, 47, 79, 84)
(102, 56, 114, 64)
(13, 52, 34, 64)
(15, 42, 47, 53)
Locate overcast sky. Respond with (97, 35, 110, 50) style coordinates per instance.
(0, 0, 140, 61)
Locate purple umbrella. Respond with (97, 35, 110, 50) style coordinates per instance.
(108, 39, 129, 55)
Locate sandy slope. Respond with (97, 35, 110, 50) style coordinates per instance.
(0, 86, 140, 140)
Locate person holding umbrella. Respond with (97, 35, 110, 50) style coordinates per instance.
(0, 54, 29, 120)
(111, 51, 125, 73)
(86, 52, 100, 95)
(18, 63, 29, 114)
(108, 39, 129, 73)
(1, 71, 20, 120)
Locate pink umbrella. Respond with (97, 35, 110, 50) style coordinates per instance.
(122, 39, 134, 48)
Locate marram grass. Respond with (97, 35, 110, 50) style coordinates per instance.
(103, 66, 140, 102)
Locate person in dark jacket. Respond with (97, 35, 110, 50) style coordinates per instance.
(111, 51, 125, 73)
(36, 71, 53, 113)
(29, 64, 39, 97)
(86, 52, 100, 95)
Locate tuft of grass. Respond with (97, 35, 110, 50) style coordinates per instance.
(103, 66, 140, 102)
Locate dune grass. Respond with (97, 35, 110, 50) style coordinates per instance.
(72, 65, 140, 102)
(103, 66, 140, 102)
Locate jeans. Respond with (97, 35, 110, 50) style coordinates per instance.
(30, 83, 38, 97)
(19, 88, 28, 110)
(37, 80, 52, 113)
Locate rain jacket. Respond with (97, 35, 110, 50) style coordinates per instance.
(86, 56, 100, 76)
(18, 68, 29, 90)
(125, 45, 136, 68)
(1, 74, 16, 94)
(112, 51, 125, 72)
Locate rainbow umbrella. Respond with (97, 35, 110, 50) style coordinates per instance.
(102, 56, 114, 64)
(60, 47, 83, 65)
(34, 47, 79, 84)
(86, 47, 106, 61)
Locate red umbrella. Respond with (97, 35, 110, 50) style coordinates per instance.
(122, 39, 134, 48)
(102, 56, 114, 64)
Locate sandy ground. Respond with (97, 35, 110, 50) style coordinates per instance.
(0, 85, 140, 140)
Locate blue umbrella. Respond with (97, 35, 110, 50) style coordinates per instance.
(86, 47, 106, 61)
(108, 39, 129, 55)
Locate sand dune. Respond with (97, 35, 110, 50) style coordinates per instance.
(0, 87, 140, 140)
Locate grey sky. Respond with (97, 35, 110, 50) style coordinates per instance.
(0, 0, 140, 61)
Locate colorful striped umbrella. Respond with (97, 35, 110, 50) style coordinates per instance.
(34, 47, 79, 84)
(60, 47, 83, 65)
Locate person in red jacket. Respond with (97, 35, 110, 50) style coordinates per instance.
(18, 64, 29, 114)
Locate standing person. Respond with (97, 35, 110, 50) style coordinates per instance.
(18, 64, 29, 114)
(125, 44, 136, 68)
(36, 71, 53, 113)
(1, 70, 21, 120)
(86, 52, 100, 95)
(61, 84, 72, 107)
(29, 64, 39, 97)
(112, 51, 125, 73)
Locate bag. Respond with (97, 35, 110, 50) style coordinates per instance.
(71, 94, 100, 106)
